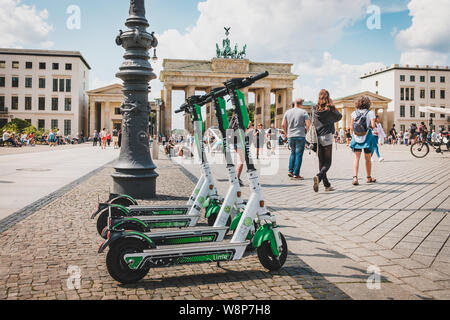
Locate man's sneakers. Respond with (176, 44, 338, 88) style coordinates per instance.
(379, 157, 385, 162)
(288, 172, 294, 178)
(292, 176, 304, 181)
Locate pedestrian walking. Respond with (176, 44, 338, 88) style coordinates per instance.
(282, 98, 311, 180)
(100, 128, 107, 150)
(266, 123, 278, 156)
(112, 129, 119, 149)
(372, 116, 385, 162)
(389, 125, 397, 145)
(311, 89, 342, 192)
(350, 96, 377, 186)
(229, 114, 245, 186)
(254, 123, 265, 160)
(106, 131, 112, 147)
(93, 130, 99, 147)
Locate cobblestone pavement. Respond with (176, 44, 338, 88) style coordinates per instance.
(0, 145, 448, 300)
(177, 143, 450, 299)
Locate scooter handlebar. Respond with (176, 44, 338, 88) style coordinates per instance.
(247, 71, 269, 84)
(175, 103, 189, 114)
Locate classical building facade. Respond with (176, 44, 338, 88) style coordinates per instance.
(87, 83, 160, 136)
(361, 64, 450, 133)
(159, 58, 298, 136)
(333, 91, 391, 131)
(0, 48, 90, 135)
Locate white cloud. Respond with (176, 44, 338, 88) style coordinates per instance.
(0, 0, 53, 48)
(396, 0, 450, 65)
(296, 52, 385, 100)
(149, 0, 381, 129)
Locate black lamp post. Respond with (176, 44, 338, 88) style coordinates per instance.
(112, 0, 159, 198)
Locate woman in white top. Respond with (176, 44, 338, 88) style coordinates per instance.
(350, 96, 377, 186)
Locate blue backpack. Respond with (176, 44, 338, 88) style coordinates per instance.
(353, 110, 370, 136)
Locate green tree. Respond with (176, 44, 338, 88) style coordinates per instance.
(1, 118, 32, 134)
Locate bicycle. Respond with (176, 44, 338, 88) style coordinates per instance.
(410, 133, 450, 158)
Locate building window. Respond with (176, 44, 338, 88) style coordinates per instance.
(11, 96, 18, 110)
(38, 97, 45, 111)
(420, 112, 425, 118)
(51, 120, 58, 130)
(0, 76, 4, 87)
(53, 79, 58, 92)
(430, 76, 435, 83)
(410, 106, 415, 118)
(59, 79, 65, 92)
(25, 97, 32, 110)
(406, 88, 410, 101)
(65, 63, 72, 70)
(39, 77, 46, 89)
(400, 75, 405, 82)
(0, 61, 5, 68)
(25, 77, 32, 88)
(66, 79, 71, 92)
(400, 88, 404, 101)
(420, 76, 425, 82)
(12, 61, 19, 69)
(400, 125, 406, 133)
(38, 119, 45, 130)
(0, 96, 4, 108)
(52, 97, 58, 111)
(440, 90, 446, 99)
(441, 106, 446, 119)
(420, 89, 425, 99)
(441, 76, 445, 83)
(64, 120, 71, 136)
(410, 75, 415, 82)
(400, 105, 405, 118)
(375, 81, 378, 87)
(431, 90, 436, 99)
(25, 119, 32, 125)
(39, 62, 46, 70)
(115, 108, 121, 115)
(12, 76, 19, 88)
(411, 88, 415, 101)
(430, 113, 436, 118)
(64, 98, 72, 111)
(52, 63, 59, 70)
(26, 62, 33, 69)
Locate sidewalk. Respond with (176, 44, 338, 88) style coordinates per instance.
(175, 144, 450, 299)
(0, 147, 448, 300)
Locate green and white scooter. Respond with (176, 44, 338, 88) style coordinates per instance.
(99, 89, 250, 248)
(91, 95, 223, 236)
(98, 72, 288, 284)
(103, 89, 249, 236)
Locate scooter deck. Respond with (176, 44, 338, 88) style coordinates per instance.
(120, 214, 201, 229)
(144, 226, 229, 245)
(123, 240, 250, 269)
(126, 205, 190, 216)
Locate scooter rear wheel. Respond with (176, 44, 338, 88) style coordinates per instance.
(257, 232, 288, 271)
(96, 207, 125, 236)
(106, 238, 150, 284)
(110, 197, 136, 207)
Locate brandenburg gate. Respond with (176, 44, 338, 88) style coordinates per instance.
(158, 29, 298, 136)
(159, 58, 298, 136)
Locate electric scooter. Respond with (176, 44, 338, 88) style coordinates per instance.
(98, 72, 288, 284)
(91, 95, 223, 236)
(103, 89, 249, 236)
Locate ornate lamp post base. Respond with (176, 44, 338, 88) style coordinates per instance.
(113, 170, 158, 199)
(112, 0, 159, 199)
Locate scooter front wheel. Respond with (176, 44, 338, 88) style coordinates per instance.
(106, 238, 150, 284)
(257, 232, 288, 271)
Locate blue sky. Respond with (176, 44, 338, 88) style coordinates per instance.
(2, 0, 449, 129)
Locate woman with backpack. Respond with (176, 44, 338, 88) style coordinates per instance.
(312, 89, 342, 192)
(350, 96, 377, 186)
